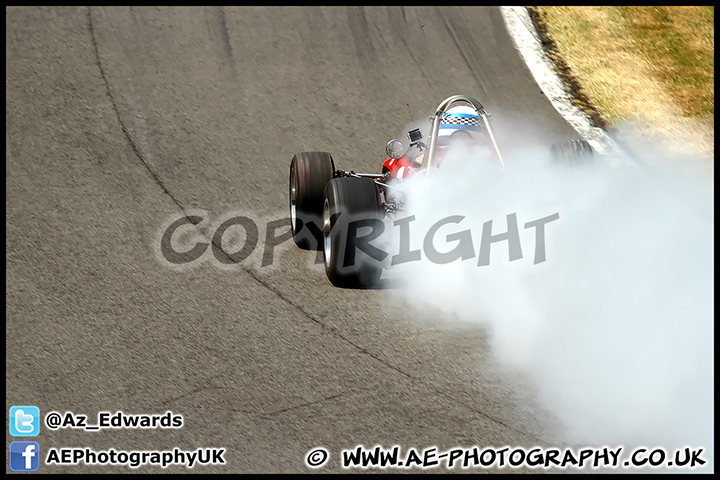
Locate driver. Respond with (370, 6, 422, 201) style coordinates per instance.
(414, 104, 488, 169)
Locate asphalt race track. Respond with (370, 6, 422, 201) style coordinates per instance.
(7, 7, 585, 473)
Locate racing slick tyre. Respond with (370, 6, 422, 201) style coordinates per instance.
(289, 151, 335, 250)
(550, 139, 594, 165)
(323, 177, 384, 288)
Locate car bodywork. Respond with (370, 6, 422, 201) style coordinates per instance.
(331, 94, 504, 217)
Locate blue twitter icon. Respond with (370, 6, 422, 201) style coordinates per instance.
(9, 406, 41, 437)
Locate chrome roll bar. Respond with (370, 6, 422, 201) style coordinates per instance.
(424, 94, 505, 174)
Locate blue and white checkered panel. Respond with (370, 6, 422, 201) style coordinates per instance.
(441, 112, 481, 127)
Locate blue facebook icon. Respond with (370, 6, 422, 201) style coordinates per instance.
(9, 441, 41, 472)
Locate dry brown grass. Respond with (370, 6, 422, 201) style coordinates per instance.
(531, 6, 714, 165)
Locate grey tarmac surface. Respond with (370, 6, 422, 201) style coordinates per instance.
(7, 6, 584, 473)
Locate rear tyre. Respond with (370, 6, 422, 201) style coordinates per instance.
(289, 152, 335, 249)
(550, 139, 594, 165)
(323, 177, 384, 288)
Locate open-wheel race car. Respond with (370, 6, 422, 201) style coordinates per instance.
(289, 94, 593, 288)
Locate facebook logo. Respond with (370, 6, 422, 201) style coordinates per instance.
(9, 406, 40, 436)
(9, 441, 41, 472)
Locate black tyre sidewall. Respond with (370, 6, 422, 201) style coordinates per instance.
(290, 151, 335, 250)
(323, 177, 383, 288)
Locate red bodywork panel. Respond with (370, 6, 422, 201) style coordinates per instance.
(382, 156, 418, 179)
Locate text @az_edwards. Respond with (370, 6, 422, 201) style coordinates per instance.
(45, 410, 183, 431)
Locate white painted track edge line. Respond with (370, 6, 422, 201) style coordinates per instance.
(500, 6, 629, 162)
